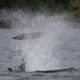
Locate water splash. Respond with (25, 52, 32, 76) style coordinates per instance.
(0, 10, 74, 72)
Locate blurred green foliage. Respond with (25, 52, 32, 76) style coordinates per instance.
(0, 0, 80, 12)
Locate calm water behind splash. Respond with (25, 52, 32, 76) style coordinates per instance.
(0, 10, 80, 72)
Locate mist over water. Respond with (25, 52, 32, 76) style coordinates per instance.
(0, 9, 80, 72)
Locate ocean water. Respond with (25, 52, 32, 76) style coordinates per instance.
(0, 10, 80, 73)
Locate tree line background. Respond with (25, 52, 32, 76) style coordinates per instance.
(0, 0, 80, 11)
(0, 0, 80, 19)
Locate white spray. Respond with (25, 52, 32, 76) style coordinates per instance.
(0, 10, 74, 71)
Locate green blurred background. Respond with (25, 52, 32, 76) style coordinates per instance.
(0, 0, 79, 10)
(0, 0, 80, 19)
